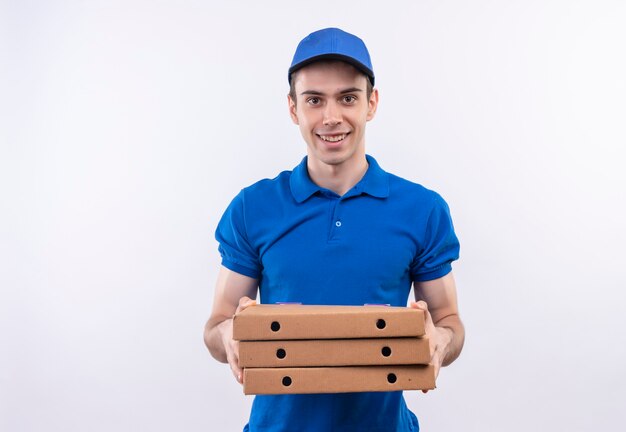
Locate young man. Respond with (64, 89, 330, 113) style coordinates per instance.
(204, 28, 464, 431)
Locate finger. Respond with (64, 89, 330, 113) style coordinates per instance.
(227, 351, 243, 383)
(238, 296, 252, 306)
(410, 301, 434, 327)
(433, 355, 441, 379)
(228, 346, 244, 384)
(409, 301, 437, 359)
(409, 300, 428, 311)
(232, 339, 242, 381)
(422, 358, 440, 394)
(236, 296, 257, 314)
(232, 363, 243, 384)
(430, 339, 445, 378)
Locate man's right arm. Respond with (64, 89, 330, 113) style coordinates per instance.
(204, 265, 258, 383)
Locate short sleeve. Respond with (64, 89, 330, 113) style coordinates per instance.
(215, 190, 261, 279)
(410, 194, 460, 282)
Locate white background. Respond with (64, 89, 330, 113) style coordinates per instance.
(2, 1, 625, 431)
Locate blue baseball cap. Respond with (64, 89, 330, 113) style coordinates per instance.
(288, 28, 375, 86)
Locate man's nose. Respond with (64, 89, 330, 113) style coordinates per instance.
(323, 102, 342, 126)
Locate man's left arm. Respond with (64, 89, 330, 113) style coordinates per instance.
(411, 271, 465, 379)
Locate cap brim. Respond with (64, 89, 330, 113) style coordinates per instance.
(288, 54, 375, 86)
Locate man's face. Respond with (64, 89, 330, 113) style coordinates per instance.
(288, 61, 378, 170)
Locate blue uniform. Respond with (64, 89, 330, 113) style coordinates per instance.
(216, 155, 460, 431)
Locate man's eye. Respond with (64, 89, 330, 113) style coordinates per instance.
(307, 97, 321, 105)
(343, 95, 356, 104)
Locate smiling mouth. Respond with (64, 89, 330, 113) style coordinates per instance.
(317, 133, 349, 143)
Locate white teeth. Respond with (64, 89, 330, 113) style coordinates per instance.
(319, 134, 346, 142)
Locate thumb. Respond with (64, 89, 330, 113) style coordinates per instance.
(410, 300, 435, 330)
(410, 300, 428, 311)
(236, 296, 257, 314)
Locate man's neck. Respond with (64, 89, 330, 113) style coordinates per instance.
(306, 154, 369, 197)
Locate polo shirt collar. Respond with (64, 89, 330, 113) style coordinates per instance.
(290, 157, 321, 203)
(357, 155, 390, 198)
(290, 154, 390, 203)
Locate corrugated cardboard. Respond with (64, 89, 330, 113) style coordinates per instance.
(233, 305, 425, 341)
(238, 337, 430, 367)
(243, 365, 436, 395)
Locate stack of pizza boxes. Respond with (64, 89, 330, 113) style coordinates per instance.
(233, 304, 435, 395)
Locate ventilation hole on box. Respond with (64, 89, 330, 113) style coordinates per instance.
(271, 321, 280, 332)
(276, 348, 286, 359)
(387, 373, 397, 384)
(376, 319, 386, 329)
(381, 346, 392, 357)
(282, 376, 292, 386)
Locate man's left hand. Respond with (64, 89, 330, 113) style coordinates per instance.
(410, 300, 454, 391)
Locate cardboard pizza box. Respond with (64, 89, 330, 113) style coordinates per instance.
(243, 364, 436, 395)
(238, 337, 430, 368)
(233, 304, 425, 341)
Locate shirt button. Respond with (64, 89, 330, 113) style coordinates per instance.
(335, 221, 342, 227)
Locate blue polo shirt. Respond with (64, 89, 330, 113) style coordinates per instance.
(216, 155, 460, 432)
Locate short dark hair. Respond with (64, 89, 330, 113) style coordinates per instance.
(288, 61, 374, 107)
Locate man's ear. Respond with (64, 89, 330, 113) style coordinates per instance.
(288, 95, 299, 125)
(366, 88, 379, 121)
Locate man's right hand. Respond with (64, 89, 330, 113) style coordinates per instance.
(219, 296, 256, 384)
(204, 266, 259, 384)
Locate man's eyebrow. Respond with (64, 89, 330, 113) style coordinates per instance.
(300, 90, 324, 96)
(299, 87, 364, 96)
(339, 87, 363, 94)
